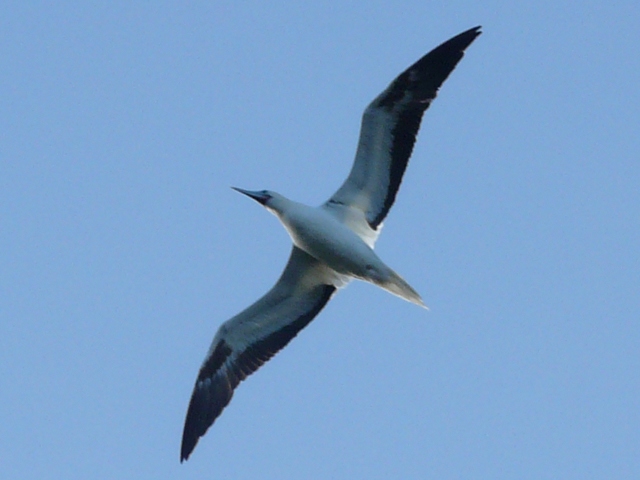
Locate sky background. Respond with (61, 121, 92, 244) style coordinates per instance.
(2, 2, 639, 479)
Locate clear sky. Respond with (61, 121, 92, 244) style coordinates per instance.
(2, 2, 639, 479)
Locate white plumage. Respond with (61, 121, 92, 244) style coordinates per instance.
(180, 26, 481, 462)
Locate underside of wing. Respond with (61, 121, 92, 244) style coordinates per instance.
(327, 26, 481, 230)
(180, 247, 345, 461)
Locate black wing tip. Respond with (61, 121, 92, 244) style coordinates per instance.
(181, 426, 195, 462)
(465, 25, 483, 36)
(444, 26, 482, 62)
(452, 25, 483, 45)
(457, 26, 482, 49)
(180, 447, 191, 463)
(179, 284, 337, 463)
(180, 392, 203, 462)
(430, 25, 482, 62)
(181, 431, 199, 462)
(180, 375, 236, 463)
(180, 339, 235, 462)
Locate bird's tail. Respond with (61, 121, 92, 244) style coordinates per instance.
(379, 270, 428, 309)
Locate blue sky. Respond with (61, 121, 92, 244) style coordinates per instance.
(2, 2, 639, 479)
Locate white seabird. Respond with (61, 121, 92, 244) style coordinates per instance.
(180, 26, 481, 462)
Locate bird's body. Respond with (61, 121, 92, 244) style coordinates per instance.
(180, 26, 482, 462)
(282, 197, 385, 279)
(256, 190, 425, 306)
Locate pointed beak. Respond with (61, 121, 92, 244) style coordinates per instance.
(231, 187, 270, 206)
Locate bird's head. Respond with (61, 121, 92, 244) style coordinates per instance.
(231, 188, 289, 215)
(231, 187, 272, 205)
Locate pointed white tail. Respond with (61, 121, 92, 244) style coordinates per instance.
(380, 270, 428, 309)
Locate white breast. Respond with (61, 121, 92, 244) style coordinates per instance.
(278, 203, 385, 279)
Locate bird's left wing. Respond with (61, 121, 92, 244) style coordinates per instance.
(180, 246, 346, 462)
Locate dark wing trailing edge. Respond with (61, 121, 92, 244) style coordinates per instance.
(327, 26, 482, 229)
(180, 247, 342, 462)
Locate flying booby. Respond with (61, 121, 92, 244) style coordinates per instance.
(180, 26, 481, 462)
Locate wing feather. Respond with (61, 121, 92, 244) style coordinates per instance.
(180, 247, 343, 461)
(327, 26, 481, 229)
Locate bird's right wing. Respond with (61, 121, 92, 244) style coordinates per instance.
(180, 246, 347, 462)
(326, 27, 481, 231)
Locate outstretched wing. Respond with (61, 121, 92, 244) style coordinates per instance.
(326, 26, 481, 230)
(180, 247, 346, 461)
